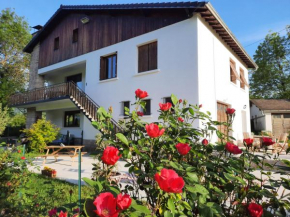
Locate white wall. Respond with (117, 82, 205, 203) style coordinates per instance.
(39, 18, 199, 127)
(265, 113, 272, 132)
(196, 15, 251, 144)
(38, 15, 252, 144)
(250, 103, 266, 132)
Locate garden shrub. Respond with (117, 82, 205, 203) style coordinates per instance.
(22, 119, 60, 152)
(83, 89, 290, 217)
(0, 103, 9, 136)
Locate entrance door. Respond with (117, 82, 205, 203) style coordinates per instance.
(217, 102, 228, 135)
(66, 74, 82, 90)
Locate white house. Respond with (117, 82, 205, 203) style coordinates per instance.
(9, 2, 257, 148)
(250, 99, 290, 137)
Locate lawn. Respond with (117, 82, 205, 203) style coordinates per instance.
(1, 172, 94, 217)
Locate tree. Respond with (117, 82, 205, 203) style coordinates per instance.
(0, 9, 31, 107)
(0, 104, 9, 135)
(250, 25, 290, 99)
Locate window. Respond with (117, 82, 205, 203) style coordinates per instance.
(230, 59, 237, 84)
(123, 101, 130, 116)
(54, 37, 59, 50)
(284, 114, 290, 119)
(164, 97, 173, 105)
(240, 68, 245, 89)
(72, 28, 78, 43)
(138, 41, 157, 73)
(100, 54, 117, 80)
(141, 99, 151, 115)
(64, 111, 80, 127)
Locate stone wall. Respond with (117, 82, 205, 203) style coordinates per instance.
(28, 43, 44, 90)
(26, 43, 44, 128)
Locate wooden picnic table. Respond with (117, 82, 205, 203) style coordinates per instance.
(42, 145, 86, 165)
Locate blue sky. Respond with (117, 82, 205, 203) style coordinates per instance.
(1, 0, 290, 57)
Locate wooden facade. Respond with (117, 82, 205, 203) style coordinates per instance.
(38, 11, 187, 68)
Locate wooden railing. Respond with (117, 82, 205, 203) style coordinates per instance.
(9, 82, 122, 134)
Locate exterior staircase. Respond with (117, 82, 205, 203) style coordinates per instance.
(8, 81, 122, 134)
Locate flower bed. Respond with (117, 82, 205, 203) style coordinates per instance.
(41, 166, 57, 178)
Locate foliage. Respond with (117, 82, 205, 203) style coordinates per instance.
(22, 119, 60, 152)
(0, 103, 9, 135)
(8, 113, 26, 127)
(250, 25, 290, 99)
(85, 91, 290, 217)
(0, 8, 31, 107)
(0, 148, 92, 216)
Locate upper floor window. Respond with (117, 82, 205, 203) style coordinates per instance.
(138, 41, 157, 73)
(64, 111, 80, 127)
(141, 99, 151, 115)
(123, 101, 130, 116)
(230, 59, 238, 84)
(239, 68, 249, 89)
(240, 68, 245, 89)
(100, 53, 117, 80)
(72, 28, 78, 43)
(54, 37, 59, 50)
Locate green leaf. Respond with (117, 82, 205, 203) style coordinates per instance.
(164, 210, 173, 217)
(187, 172, 199, 183)
(84, 199, 96, 217)
(189, 108, 195, 115)
(186, 184, 209, 196)
(169, 161, 184, 171)
(116, 133, 129, 146)
(171, 94, 178, 105)
(167, 198, 175, 212)
(131, 204, 151, 215)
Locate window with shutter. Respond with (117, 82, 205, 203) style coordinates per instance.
(138, 41, 157, 73)
(240, 68, 245, 89)
(100, 53, 117, 80)
(230, 60, 237, 84)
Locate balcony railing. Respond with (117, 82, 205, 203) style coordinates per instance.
(9, 82, 122, 133)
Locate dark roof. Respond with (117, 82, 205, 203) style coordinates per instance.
(24, 1, 256, 68)
(251, 99, 290, 111)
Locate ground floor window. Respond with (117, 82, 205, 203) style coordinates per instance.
(141, 99, 151, 115)
(64, 111, 80, 127)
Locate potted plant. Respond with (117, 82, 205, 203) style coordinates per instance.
(41, 166, 57, 178)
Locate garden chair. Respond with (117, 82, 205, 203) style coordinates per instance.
(273, 133, 288, 154)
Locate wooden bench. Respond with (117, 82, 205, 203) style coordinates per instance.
(42, 146, 85, 165)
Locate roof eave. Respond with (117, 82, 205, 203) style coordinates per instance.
(205, 3, 257, 69)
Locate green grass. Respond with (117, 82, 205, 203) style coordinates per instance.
(2, 173, 94, 216)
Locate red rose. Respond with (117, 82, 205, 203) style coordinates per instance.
(226, 108, 236, 115)
(135, 89, 148, 99)
(7, 182, 11, 186)
(159, 102, 172, 111)
(248, 203, 263, 217)
(155, 168, 185, 193)
(101, 146, 121, 165)
(93, 192, 119, 217)
(262, 137, 275, 146)
(58, 211, 67, 217)
(117, 193, 132, 210)
(179, 99, 182, 103)
(225, 142, 242, 155)
(202, 139, 209, 146)
(48, 208, 57, 217)
(145, 123, 165, 138)
(52, 170, 57, 175)
(137, 111, 144, 117)
(175, 143, 191, 155)
(178, 117, 184, 122)
(243, 138, 254, 146)
(69, 189, 73, 195)
(199, 104, 202, 108)
(18, 150, 21, 153)
(21, 156, 25, 160)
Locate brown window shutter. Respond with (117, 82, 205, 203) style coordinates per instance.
(148, 41, 157, 71)
(100, 57, 106, 80)
(138, 44, 149, 73)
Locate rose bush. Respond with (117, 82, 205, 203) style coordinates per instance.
(84, 90, 290, 217)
